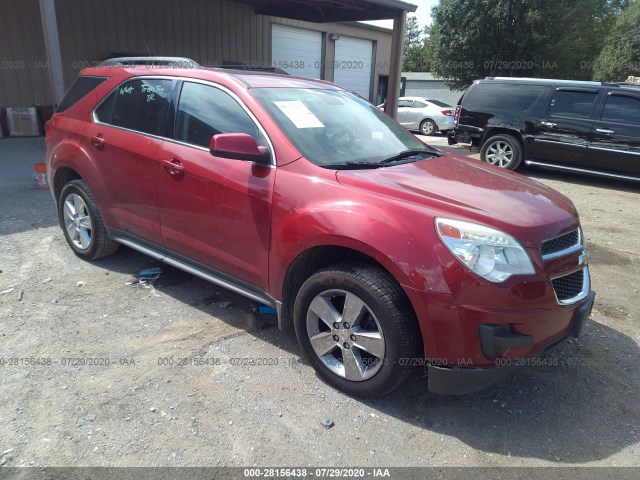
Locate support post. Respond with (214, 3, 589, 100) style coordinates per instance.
(385, 10, 406, 120)
(39, 0, 65, 105)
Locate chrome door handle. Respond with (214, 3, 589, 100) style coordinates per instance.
(541, 121, 557, 128)
(595, 128, 614, 134)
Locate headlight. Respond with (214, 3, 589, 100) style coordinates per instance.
(435, 218, 535, 283)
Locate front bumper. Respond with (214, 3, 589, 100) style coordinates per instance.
(426, 290, 595, 394)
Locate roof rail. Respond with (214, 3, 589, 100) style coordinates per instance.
(211, 64, 290, 75)
(487, 77, 607, 86)
(98, 57, 200, 68)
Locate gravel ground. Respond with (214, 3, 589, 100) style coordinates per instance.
(0, 137, 638, 471)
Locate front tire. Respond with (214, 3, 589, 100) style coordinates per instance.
(294, 263, 422, 398)
(419, 119, 437, 136)
(480, 134, 523, 170)
(58, 179, 119, 260)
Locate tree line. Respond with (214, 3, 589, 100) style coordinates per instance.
(403, 0, 640, 89)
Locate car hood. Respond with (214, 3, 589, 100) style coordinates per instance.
(335, 153, 579, 247)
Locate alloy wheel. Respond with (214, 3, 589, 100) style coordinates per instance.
(305, 289, 386, 381)
(63, 193, 93, 250)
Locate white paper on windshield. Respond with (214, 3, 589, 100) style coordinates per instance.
(371, 131, 384, 141)
(274, 100, 324, 129)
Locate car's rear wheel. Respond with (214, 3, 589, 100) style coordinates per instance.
(480, 134, 523, 170)
(294, 262, 422, 398)
(58, 179, 119, 260)
(419, 119, 437, 136)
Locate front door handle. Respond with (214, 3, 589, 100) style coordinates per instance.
(595, 128, 614, 135)
(540, 121, 557, 128)
(163, 158, 185, 176)
(90, 134, 105, 149)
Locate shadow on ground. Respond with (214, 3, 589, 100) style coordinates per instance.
(93, 245, 640, 464)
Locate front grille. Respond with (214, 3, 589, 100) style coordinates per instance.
(552, 269, 584, 302)
(542, 229, 580, 258)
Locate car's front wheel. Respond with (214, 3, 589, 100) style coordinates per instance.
(480, 134, 523, 170)
(58, 179, 119, 260)
(294, 263, 422, 398)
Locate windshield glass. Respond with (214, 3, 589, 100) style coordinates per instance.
(251, 87, 433, 167)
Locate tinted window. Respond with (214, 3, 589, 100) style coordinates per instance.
(97, 79, 172, 136)
(601, 95, 640, 125)
(426, 99, 451, 108)
(549, 90, 598, 118)
(57, 76, 107, 112)
(176, 82, 259, 148)
(95, 92, 115, 123)
(464, 83, 549, 111)
(398, 100, 413, 107)
(413, 101, 428, 108)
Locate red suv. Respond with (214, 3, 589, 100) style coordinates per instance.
(46, 57, 595, 397)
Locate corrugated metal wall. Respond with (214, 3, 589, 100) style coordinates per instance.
(0, 0, 52, 107)
(405, 80, 463, 106)
(0, 0, 392, 107)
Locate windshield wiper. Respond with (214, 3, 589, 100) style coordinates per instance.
(377, 149, 442, 165)
(327, 161, 383, 170)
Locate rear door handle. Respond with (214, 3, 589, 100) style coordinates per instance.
(540, 121, 557, 128)
(163, 158, 185, 176)
(595, 128, 614, 134)
(90, 134, 105, 149)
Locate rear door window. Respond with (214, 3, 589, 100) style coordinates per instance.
(95, 78, 173, 136)
(464, 83, 549, 111)
(412, 101, 428, 108)
(57, 76, 107, 112)
(600, 94, 640, 125)
(549, 90, 598, 118)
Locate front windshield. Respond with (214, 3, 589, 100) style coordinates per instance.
(251, 87, 433, 167)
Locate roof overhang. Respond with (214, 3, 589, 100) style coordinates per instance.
(236, 0, 417, 22)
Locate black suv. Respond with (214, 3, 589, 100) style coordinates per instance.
(449, 77, 640, 181)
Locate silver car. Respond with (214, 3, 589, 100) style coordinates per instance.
(379, 97, 455, 136)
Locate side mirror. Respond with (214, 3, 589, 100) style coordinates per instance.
(209, 133, 270, 164)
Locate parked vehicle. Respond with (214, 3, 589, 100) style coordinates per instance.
(449, 77, 640, 181)
(378, 97, 454, 135)
(46, 59, 595, 397)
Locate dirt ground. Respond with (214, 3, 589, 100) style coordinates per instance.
(0, 136, 638, 471)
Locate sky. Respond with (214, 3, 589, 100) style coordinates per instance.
(362, 0, 439, 30)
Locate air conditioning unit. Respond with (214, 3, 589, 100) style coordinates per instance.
(5, 107, 40, 137)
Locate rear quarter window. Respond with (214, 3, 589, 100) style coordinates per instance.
(463, 83, 549, 112)
(56, 76, 107, 113)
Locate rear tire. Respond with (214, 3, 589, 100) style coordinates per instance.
(294, 262, 422, 398)
(58, 179, 119, 260)
(419, 119, 437, 136)
(480, 134, 523, 170)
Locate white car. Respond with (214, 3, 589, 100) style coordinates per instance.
(379, 97, 455, 136)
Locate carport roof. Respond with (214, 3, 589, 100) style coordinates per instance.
(236, 0, 417, 22)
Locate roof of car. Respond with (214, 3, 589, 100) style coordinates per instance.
(80, 64, 340, 90)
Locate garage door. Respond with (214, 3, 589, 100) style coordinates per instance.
(271, 24, 322, 79)
(333, 36, 373, 100)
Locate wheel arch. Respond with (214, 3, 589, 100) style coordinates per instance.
(53, 166, 83, 201)
(277, 244, 420, 336)
(480, 128, 523, 149)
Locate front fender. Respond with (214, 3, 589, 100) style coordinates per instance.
(268, 183, 477, 299)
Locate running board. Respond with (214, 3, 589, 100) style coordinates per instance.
(113, 236, 280, 311)
(525, 160, 640, 182)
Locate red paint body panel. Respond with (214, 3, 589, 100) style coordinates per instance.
(157, 140, 274, 290)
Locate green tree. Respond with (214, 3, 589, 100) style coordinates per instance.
(403, 17, 432, 71)
(593, 0, 640, 81)
(429, 0, 622, 89)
